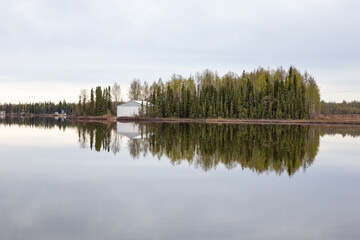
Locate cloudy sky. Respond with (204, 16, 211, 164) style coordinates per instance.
(0, 0, 359, 103)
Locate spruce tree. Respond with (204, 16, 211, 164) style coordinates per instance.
(95, 86, 104, 116)
(89, 88, 95, 116)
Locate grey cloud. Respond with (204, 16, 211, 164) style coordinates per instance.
(0, 0, 359, 102)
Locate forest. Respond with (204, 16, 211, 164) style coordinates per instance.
(0, 101, 76, 115)
(1, 67, 323, 120)
(76, 86, 114, 116)
(0, 83, 122, 116)
(321, 100, 360, 114)
(140, 67, 321, 119)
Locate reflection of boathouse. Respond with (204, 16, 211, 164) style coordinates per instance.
(0, 111, 5, 119)
(116, 122, 143, 139)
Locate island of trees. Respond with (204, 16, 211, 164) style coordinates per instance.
(143, 67, 321, 119)
(70, 66, 321, 120)
(2, 66, 360, 120)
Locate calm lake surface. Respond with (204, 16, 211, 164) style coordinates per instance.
(1, 118, 360, 240)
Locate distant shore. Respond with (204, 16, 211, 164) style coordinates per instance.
(3, 113, 360, 126)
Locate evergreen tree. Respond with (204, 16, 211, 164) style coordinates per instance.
(95, 86, 104, 116)
(89, 88, 95, 116)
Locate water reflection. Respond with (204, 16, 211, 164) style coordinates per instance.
(1, 116, 71, 130)
(77, 121, 322, 176)
(1, 118, 360, 240)
(2, 117, 360, 176)
(117, 122, 143, 139)
(135, 123, 320, 175)
(320, 127, 360, 138)
(76, 122, 117, 153)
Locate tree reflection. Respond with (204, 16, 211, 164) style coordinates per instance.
(0, 116, 70, 130)
(76, 122, 117, 153)
(142, 123, 320, 175)
(76, 122, 321, 175)
(5, 117, 359, 175)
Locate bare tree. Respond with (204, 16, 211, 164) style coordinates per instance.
(80, 89, 88, 102)
(142, 81, 150, 100)
(128, 79, 142, 100)
(111, 130, 122, 155)
(79, 89, 88, 114)
(111, 82, 122, 106)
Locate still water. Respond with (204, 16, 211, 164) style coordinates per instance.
(0, 118, 360, 240)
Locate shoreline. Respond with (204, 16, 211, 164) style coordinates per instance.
(3, 113, 360, 126)
(116, 117, 360, 126)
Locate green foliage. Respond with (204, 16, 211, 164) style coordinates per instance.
(89, 88, 95, 116)
(321, 100, 360, 114)
(147, 67, 321, 120)
(0, 101, 76, 115)
(95, 86, 104, 116)
(75, 86, 113, 116)
(0, 67, 322, 120)
(68, 85, 114, 116)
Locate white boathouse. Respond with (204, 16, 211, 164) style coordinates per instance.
(116, 100, 150, 117)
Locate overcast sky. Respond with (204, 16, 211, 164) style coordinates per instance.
(0, 0, 359, 103)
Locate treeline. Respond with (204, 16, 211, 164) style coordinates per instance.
(321, 100, 360, 114)
(0, 117, 72, 130)
(0, 82, 123, 117)
(1, 67, 322, 120)
(77, 86, 112, 116)
(76, 83, 122, 116)
(134, 67, 320, 119)
(0, 101, 76, 115)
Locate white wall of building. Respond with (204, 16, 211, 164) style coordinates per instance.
(117, 100, 151, 117)
(117, 106, 140, 117)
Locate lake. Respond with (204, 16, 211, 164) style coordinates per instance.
(0, 118, 360, 240)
